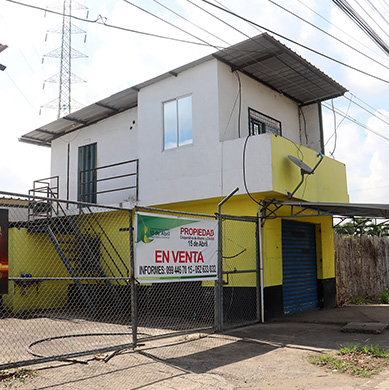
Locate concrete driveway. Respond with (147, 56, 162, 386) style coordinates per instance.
(4, 305, 389, 390)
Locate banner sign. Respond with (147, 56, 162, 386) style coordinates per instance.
(135, 212, 218, 283)
(0, 209, 8, 295)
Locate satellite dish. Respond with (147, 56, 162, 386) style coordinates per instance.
(288, 155, 313, 175)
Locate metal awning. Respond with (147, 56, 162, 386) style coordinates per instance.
(20, 33, 347, 147)
(273, 201, 389, 219)
(214, 33, 347, 105)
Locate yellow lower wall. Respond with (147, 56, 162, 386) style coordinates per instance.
(3, 210, 131, 313)
(3, 198, 335, 312)
(156, 195, 336, 288)
(5, 228, 68, 313)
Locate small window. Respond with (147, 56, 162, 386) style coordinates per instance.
(248, 108, 281, 136)
(163, 95, 192, 149)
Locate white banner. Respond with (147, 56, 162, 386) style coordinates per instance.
(135, 212, 218, 283)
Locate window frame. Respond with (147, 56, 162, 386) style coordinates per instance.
(248, 108, 282, 136)
(78, 142, 97, 204)
(163, 94, 193, 150)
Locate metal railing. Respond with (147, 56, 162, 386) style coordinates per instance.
(79, 159, 139, 203)
(28, 176, 59, 220)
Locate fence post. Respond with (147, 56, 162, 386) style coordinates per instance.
(216, 188, 239, 332)
(129, 209, 138, 348)
(215, 211, 223, 331)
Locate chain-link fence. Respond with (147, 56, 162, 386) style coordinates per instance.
(0, 192, 260, 371)
(133, 207, 217, 343)
(0, 192, 133, 370)
(221, 215, 260, 328)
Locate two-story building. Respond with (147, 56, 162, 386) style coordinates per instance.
(19, 33, 349, 320)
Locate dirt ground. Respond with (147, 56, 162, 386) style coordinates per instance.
(3, 316, 389, 390)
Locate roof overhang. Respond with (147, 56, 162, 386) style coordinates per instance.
(213, 33, 347, 105)
(20, 33, 347, 147)
(271, 201, 389, 219)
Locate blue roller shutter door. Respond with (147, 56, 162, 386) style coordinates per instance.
(282, 220, 318, 315)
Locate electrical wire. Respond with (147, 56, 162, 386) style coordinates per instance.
(234, 71, 242, 138)
(298, 107, 308, 145)
(127, 0, 330, 110)
(343, 94, 389, 127)
(5, 72, 35, 109)
(345, 93, 389, 125)
(185, 0, 346, 106)
(322, 102, 389, 141)
(242, 134, 260, 205)
(151, 0, 230, 46)
(354, 0, 389, 41)
(365, 0, 389, 32)
(127, 0, 328, 111)
(331, 0, 389, 55)
(198, 0, 389, 84)
(4, 0, 215, 48)
(330, 99, 338, 157)
(297, 0, 389, 63)
(267, 0, 389, 73)
(123, 0, 223, 50)
(137, 0, 341, 109)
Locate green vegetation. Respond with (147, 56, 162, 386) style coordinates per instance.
(310, 344, 389, 377)
(344, 288, 389, 305)
(0, 369, 35, 388)
(334, 218, 389, 237)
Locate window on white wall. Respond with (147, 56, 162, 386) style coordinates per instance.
(249, 108, 281, 136)
(163, 95, 192, 149)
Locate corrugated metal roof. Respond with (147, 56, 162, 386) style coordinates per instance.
(277, 201, 389, 219)
(213, 33, 347, 104)
(20, 33, 347, 147)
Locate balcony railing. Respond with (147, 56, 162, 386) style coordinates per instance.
(79, 159, 139, 204)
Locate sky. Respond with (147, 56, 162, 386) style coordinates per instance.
(0, 0, 389, 203)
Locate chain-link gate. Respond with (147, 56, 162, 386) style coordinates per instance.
(0, 192, 260, 371)
(219, 215, 261, 329)
(132, 207, 217, 346)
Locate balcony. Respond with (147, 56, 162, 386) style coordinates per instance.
(223, 133, 349, 203)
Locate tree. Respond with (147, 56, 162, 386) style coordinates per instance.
(334, 218, 389, 237)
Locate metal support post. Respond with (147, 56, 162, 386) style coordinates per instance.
(216, 187, 239, 332)
(129, 209, 138, 348)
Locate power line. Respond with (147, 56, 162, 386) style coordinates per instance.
(184, 0, 340, 104)
(127, 0, 338, 107)
(343, 94, 389, 127)
(365, 0, 389, 33)
(4, 0, 214, 48)
(199, 0, 389, 84)
(5, 72, 35, 109)
(348, 93, 389, 123)
(322, 102, 389, 141)
(297, 0, 389, 64)
(267, 0, 389, 73)
(123, 0, 222, 50)
(331, 0, 389, 56)
(355, 0, 389, 42)
(151, 0, 230, 45)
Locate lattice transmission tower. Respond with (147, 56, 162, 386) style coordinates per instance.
(42, 0, 88, 119)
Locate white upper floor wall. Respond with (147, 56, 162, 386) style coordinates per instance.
(50, 56, 329, 207)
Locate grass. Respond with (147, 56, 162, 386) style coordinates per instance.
(0, 368, 35, 388)
(309, 344, 389, 377)
(344, 288, 389, 305)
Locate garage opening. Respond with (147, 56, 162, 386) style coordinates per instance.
(282, 220, 318, 315)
